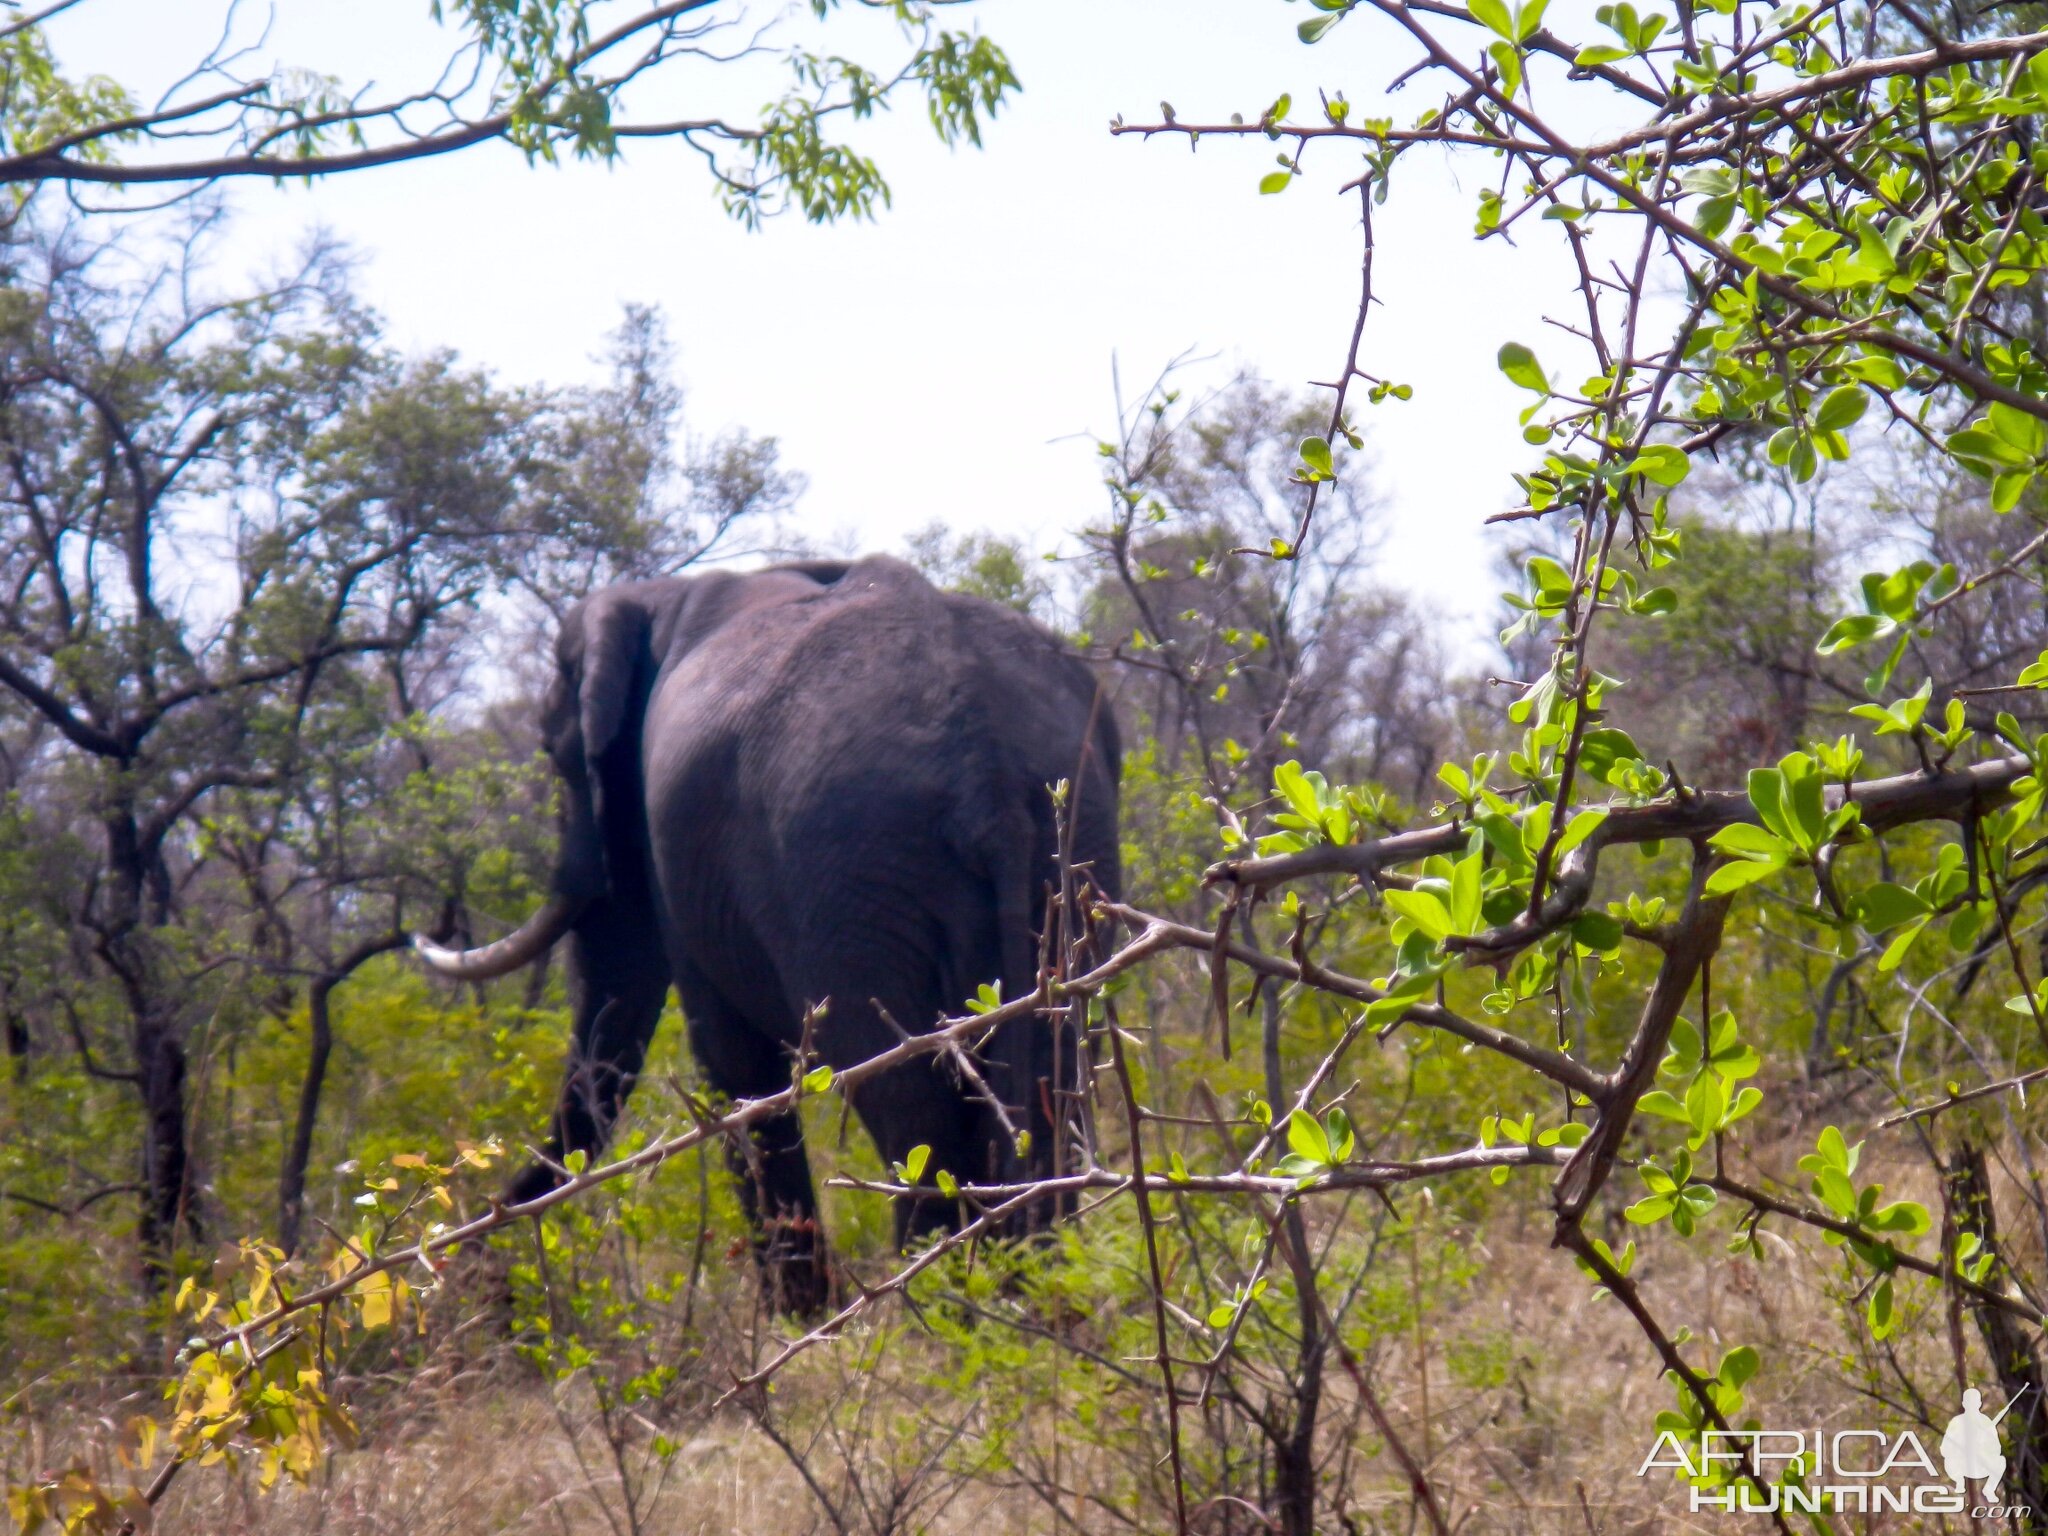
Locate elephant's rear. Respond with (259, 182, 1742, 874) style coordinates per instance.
(667, 558, 1120, 1204)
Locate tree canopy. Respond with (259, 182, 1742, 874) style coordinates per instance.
(1, 0, 1017, 223)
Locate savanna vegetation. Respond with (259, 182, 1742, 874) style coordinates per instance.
(11, 0, 2048, 1532)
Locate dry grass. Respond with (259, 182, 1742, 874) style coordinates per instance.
(4, 1126, 2002, 1535)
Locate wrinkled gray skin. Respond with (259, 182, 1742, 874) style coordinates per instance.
(430, 558, 1119, 1311)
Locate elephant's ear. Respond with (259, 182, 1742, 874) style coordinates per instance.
(578, 594, 652, 767)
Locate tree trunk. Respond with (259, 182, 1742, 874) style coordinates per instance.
(278, 974, 337, 1258)
(5, 1000, 26, 1081)
(133, 998, 195, 1280)
(1946, 1140, 2048, 1514)
(104, 812, 200, 1285)
(279, 933, 404, 1256)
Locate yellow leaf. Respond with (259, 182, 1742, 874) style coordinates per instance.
(283, 1432, 319, 1476)
(356, 1272, 393, 1330)
(201, 1374, 236, 1421)
(129, 1416, 159, 1471)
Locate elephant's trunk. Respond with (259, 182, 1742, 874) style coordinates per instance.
(413, 894, 582, 981)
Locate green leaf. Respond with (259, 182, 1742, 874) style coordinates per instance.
(1725, 1085, 1764, 1127)
(1572, 909, 1624, 951)
(1719, 1344, 1760, 1388)
(1638, 1089, 1689, 1122)
(1813, 1125, 1851, 1171)
(1488, 40, 1523, 97)
(1476, 811, 1527, 868)
(1784, 754, 1827, 846)
(1704, 858, 1783, 896)
(1384, 888, 1455, 942)
(1814, 1165, 1857, 1217)
(1631, 585, 1677, 616)
(1834, 1129, 1864, 1175)
(901, 1144, 931, 1184)
(1993, 469, 2035, 513)
(1708, 822, 1791, 859)
(1705, 1012, 1758, 1076)
(1274, 760, 1321, 820)
(1950, 424, 2031, 471)
(1324, 1107, 1356, 1163)
(1989, 401, 2047, 455)
(1814, 384, 1869, 432)
(1853, 882, 1931, 932)
(1300, 435, 1334, 478)
(1469, 0, 1516, 38)
(1298, 10, 1346, 42)
(1817, 613, 1886, 655)
(1364, 971, 1436, 1027)
(1578, 728, 1643, 779)
(1497, 341, 1548, 393)
(1632, 443, 1691, 486)
(1449, 851, 1483, 933)
(1626, 1194, 1676, 1224)
(1528, 555, 1574, 601)
(1746, 767, 1787, 842)
(1685, 1072, 1725, 1145)
(1870, 1199, 1931, 1235)
(801, 1064, 834, 1094)
(1258, 170, 1293, 195)
(1877, 917, 1928, 973)
(1556, 807, 1608, 856)
(1867, 1274, 1896, 1339)
(1287, 1108, 1332, 1165)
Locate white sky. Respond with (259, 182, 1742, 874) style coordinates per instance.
(53, 0, 1627, 644)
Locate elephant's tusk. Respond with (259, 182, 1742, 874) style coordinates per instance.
(413, 895, 581, 981)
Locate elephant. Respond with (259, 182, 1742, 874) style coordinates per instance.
(416, 556, 1120, 1311)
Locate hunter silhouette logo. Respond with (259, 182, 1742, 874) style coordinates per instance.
(1638, 1385, 2033, 1518)
(1941, 1386, 2025, 1505)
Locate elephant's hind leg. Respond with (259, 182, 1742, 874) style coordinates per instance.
(844, 1054, 988, 1252)
(678, 972, 830, 1316)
